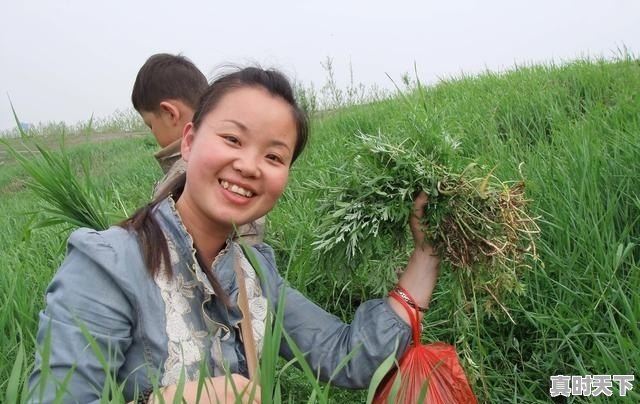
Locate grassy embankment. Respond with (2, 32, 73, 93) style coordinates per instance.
(1, 56, 638, 402)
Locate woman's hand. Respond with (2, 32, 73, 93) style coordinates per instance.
(388, 191, 441, 324)
(150, 373, 261, 404)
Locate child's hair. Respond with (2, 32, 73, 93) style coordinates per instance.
(131, 53, 208, 113)
(121, 66, 309, 304)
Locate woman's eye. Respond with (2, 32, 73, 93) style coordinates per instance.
(266, 154, 283, 163)
(222, 135, 240, 144)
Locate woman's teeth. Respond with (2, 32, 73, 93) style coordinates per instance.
(220, 180, 254, 197)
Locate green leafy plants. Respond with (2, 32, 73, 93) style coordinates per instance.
(312, 132, 540, 317)
(1, 141, 124, 231)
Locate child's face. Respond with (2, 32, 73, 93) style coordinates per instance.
(179, 86, 297, 232)
(141, 110, 179, 148)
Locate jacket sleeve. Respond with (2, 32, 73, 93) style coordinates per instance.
(253, 244, 412, 389)
(28, 229, 134, 404)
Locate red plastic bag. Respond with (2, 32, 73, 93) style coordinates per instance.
(373, 289, 477, 404)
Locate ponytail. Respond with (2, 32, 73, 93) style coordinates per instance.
(119, 173, 230, 306)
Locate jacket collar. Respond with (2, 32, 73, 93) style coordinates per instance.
(153, 197, 236, 294)
(154, 139, 183, 174)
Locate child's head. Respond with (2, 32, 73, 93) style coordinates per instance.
(131, 53, 208, 147)
(177, 67, 309, 229)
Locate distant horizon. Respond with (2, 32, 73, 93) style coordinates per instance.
(1, 52, 634, 135)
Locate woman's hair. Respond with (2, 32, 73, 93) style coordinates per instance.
(193, 66, 308, 163)
(121, 67, 309, 304)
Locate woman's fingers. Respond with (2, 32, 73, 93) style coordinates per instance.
(412, 191, 428, 219)
(410, 191, 428, 246)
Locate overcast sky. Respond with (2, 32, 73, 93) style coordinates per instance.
(1, 0, 638, 131)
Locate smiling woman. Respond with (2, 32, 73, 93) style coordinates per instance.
(176, 86, 297, 265)
(27, 66, 442, 403)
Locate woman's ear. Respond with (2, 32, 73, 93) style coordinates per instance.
(181, 122, 195, 162)
(159, 101, 181, 125)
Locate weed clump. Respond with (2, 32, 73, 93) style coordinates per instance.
(312, 132, 540, 318)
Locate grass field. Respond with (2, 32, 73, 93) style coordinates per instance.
(1, 57, 639, 403)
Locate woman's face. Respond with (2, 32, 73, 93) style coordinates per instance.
(179, 86, 297, 233)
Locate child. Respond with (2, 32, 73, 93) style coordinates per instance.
(29, 67, 441, 403)
(131, 53, 264, 243)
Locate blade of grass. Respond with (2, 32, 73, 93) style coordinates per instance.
(5, 339, 25, 404)
(365, 342, 399, 404)
(7, 93, 29, 138)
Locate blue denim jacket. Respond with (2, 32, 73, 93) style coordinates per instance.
(28, 198, 410, 403)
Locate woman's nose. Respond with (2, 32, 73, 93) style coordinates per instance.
(232, 153, 260, 178)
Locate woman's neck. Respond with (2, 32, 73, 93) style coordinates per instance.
(175, 197, 231, 268)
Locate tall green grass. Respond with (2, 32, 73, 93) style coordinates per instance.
(269, 56, 640, 402)
(1, 56, 639, 402)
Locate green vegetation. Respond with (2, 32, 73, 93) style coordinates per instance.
(0, 108, 147, 139)
(1, 56, 639, 402)
(311, 131, 540, 320)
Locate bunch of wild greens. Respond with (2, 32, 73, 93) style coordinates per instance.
(312, 132, 539, 317)
(2, 140, 125, 231)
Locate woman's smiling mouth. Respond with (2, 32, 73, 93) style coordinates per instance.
(219, 179, 255, 198)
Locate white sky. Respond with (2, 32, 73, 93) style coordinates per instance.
(1, 0, 639, 131)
